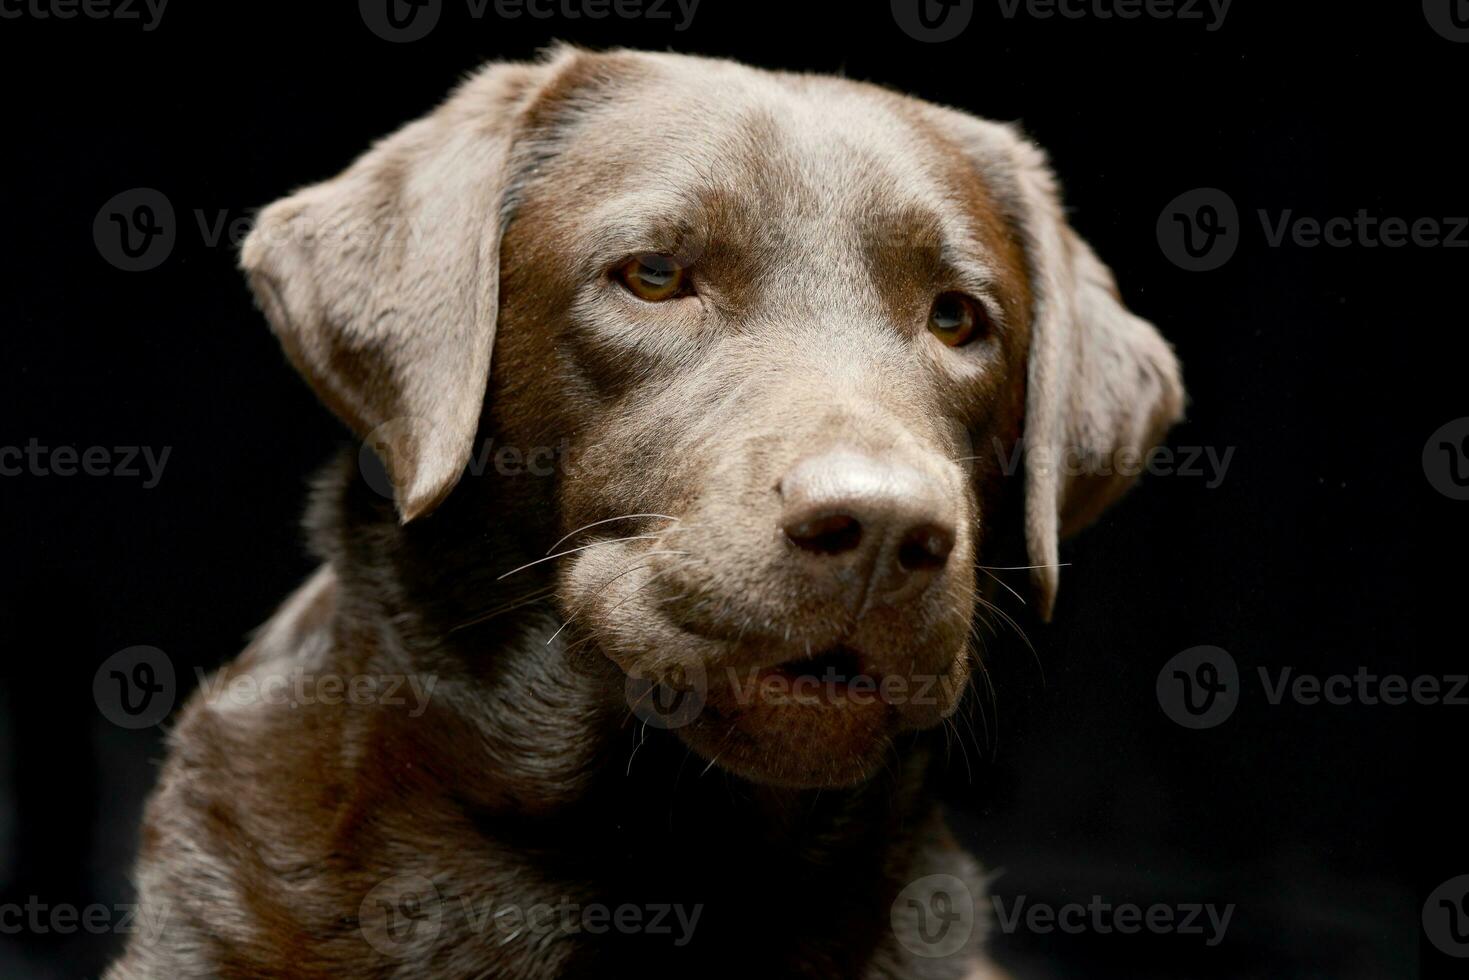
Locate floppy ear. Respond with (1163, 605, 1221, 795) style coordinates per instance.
(948, 117, 1185, 619)
(240, 54, 570, 521)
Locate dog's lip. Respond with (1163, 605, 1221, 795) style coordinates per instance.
(672, 616, 862, 674)
(730, 643, 908, 711)
(757, 645, 869, 687)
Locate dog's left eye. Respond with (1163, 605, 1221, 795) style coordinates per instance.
(615, 254, 689, 302)
(927, 292, 987, 348)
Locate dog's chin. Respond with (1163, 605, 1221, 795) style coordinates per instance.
(678, 678, 899, 789)
(647, 641, 968, 790)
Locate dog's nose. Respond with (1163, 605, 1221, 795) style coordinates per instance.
(779, 450, 956, 610)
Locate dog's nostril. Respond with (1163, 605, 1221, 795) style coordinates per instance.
(897, 524, 954, 572)
(785, 513, 863, 555)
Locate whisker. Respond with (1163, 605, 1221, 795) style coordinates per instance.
(626, 721, 649, 777)
(602, 563, 687, 616)
(978, 566, 1026, 606)
(546, 554, 690, 645)
(546, 513, 678, 555)
(496, 535, 661, 581)
(450, 586, 556, 633)
(972, 590, 1044, 684)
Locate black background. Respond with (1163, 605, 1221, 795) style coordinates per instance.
(1, 2, 1463, 977)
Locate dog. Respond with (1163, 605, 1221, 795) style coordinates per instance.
(108, 46, 1183, 979)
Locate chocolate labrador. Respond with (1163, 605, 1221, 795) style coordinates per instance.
(109, 46, 1182, 979)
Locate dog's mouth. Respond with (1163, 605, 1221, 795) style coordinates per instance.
(759, 645, 865, 695)
(565, 531, 973, 788)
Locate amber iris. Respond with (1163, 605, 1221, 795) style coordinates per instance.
(927, 292, 985, 347)
(616, 254, 687, 301)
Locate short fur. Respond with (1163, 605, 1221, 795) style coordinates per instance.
(110, 47, 1183, 979)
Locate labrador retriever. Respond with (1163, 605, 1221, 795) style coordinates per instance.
(108, 46, 1183, 979)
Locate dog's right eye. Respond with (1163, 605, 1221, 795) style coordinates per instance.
(614, 254, 689, 302)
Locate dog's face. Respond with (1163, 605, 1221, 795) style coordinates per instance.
(243, 48, 1183, 789)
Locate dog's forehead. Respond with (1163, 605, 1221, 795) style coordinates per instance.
(524, 54, 996, 260)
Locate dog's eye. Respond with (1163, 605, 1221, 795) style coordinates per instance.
(927, 292, 987, 348)
(615, 254, 688, 302)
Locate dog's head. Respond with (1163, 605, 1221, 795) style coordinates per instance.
(242, 48, 1182, 789)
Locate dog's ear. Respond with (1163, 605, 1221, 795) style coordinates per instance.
(947, 117, 1185, 619)
(240, 54, 572, 522)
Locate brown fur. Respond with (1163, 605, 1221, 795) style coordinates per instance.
(109, 47, 1182, 979)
